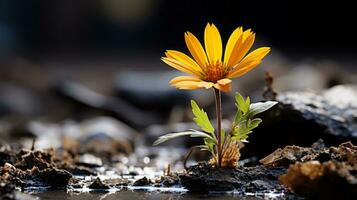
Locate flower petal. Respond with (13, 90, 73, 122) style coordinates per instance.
(162, 57, 202, 77)
(170, 77, 214, 90)
(197, 81, 214, 89)
(227, 30, 255, 67)
(173, 81, 201, 90)
(228, 47, 270, 78)
(238, 47, 271, 66)
(185, 32, 209, 68)
(165, 50, 203, 73)
(217, 78, 232, 85)
(204, 23, 222, 64)
(223, 27, 243, 66)
(214, 82, 232, 92)
(169, 76, 201, 84)
(228, 60, 262, 78)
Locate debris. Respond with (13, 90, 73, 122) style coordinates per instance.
(88, 178, 110, 190)
(133, 177, 151, 186)
(260, 140, 356, 167)
(279, 161, 357, 200)
(263, 72, 277, 100)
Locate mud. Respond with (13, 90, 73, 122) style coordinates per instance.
(277, 141, 357, 200)
(180, 162, 287, 194)
(280, 161, 357, 200)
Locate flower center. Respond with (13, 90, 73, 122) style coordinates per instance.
(204, 62, 227, 82)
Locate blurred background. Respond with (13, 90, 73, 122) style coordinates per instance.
(0, 0, 356, 155)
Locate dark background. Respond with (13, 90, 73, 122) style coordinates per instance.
(0, 0, 356, 61)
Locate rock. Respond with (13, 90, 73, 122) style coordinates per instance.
(88, 177, 110, 190)
(1, 147, 76, 189)
(244, 85, 357, 159)
(133, 176, 151, 186)
(260, 140, 328, 167)
(279, 161, 357, 200)
(53, 79, 160, 128)
(14, 149, 55, 170)
(114, 71, 192, 112)
(180, 162, 287, 193)
(35, 167, 73, 188)
(155, 175, 180, 187)
(260, 140, 356, 167)
(63, 165, 96, 176)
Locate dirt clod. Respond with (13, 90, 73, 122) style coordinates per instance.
(180, 162, 287, 193)
(133, 177, 151, 186)
(279, 160, 357, 200)
(88, 178, 110, 190)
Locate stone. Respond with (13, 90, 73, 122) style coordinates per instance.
(279, 161, 357, 200)
(88, 178, 110, 190)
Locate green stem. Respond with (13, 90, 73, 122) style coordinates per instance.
(214, 88, 222, 167)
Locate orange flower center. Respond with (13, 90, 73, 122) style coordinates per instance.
(204, 62, 227, 82)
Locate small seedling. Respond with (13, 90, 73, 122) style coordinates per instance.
(154, 23, 277, 168)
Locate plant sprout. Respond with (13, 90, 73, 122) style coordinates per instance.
(154, 23, 277, 168)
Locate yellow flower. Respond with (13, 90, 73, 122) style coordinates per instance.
(162, 23, 271, 92)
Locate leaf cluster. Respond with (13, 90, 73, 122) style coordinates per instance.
(153, 92, 278, 158)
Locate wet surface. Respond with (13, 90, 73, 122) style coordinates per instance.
(1, 64, 357, 200)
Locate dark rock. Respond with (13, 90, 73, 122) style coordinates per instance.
(133, 177, 151, 186)
(114, 71, 192, 112)
(280, 160, 357, 200)
(244, 85, 357, 159)
(155, 175, 180, 187)
(35, 167, 73, 188)
(63, 165, 96, 176)
(88, 178, 110, 190)
(180, 162, 287, 193)
(53, 79, 160, 128)
(14, 149, 55, 170)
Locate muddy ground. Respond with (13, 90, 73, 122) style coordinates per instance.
(1, 68, 357, 199)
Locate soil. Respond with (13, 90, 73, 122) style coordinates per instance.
(180, 162, 287, 194)
(1, 137, 356, 200)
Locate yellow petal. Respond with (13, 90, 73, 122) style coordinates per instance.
(228, 60, 261, 78)
(228, 47, 270, 78)
(214, 82, 232, 92)
(185, 32, 208, 68)
(238, 47, 270, 67)
(165, 50, 202, 72)
(172, 81, 201, 90)
(162, 57, 202, 77)
(197, 81, 214, 89)
(204, 23, 222, 64)
(169, 76, 201, 85)
(227, 31, 255, 67)
(223, 27, 243, 66)
(217, 78, 232, 85)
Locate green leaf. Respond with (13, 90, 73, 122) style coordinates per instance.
(249, 118, 262, 129)
(204, 138, 215, 154)
(153, 130, 214, 146)
(191, 100, 215, 134)
(248, 101, 278, 117)
(235, 92, 250, 114)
